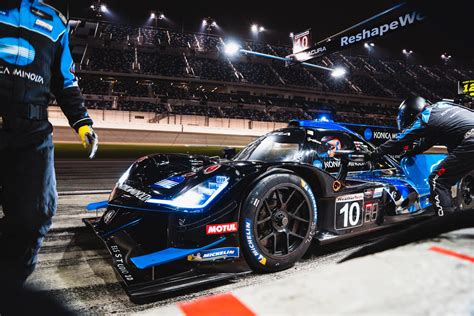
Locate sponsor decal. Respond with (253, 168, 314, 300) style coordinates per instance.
(0, 11, 7, 16)
(301, 179, 317, 222)
(340, 11, 425, 47)
(373, 131, 398, 140)
(307, 137, 321, 144)
(430, 174, 444, 216)
(153, 176, 185, 189)
(306, 46, 327, 58)
(323, 159, 366, 170)
(271, 131, 291, 136)
(204, 164, 221, 174)
(183, 172, 196, 178)
(0, 37, 36, 66)
(336, 193, 364, 203)
(440, 107, 456, 117)
(187, 247, 239, 262)
(31, 7, 53, 20)
(364, 189, 374, 199)
(0, 66, 44, 84)
(244, 219, 266, 265)
(312, 159, 323, 169)
(364, 128, 373, 141)
(110, 245, 134, 281)
(206, 222, 238, 235)
(103, 210, 116, 224)
(373, 187, 384, 199)
(301, 180, 317, 242)
(465, 129, 474, 140)
(35, 19, 53, 32)
(118, 183, 151, 202)
(335, 193, 364, 230)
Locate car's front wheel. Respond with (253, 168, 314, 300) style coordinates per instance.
(239, 173, 317, 273)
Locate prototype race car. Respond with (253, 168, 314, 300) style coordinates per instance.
(85, 120, 473, 302)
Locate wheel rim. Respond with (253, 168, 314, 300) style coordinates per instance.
(254, 184, 311, 259)
(461, 176, 474, 207)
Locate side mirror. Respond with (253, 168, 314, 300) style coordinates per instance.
(223, 147, 237, 159)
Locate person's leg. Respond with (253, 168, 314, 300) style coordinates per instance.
(428, 138, 474, 216)
(0, 133, 57, 285)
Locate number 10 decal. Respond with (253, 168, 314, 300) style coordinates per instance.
(335, 193, 364, 230)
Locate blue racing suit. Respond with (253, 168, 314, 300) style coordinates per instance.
(0, 0, 93, 286)
(374, 101, 474, 215)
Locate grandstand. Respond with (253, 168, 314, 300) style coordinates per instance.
(67, 19, 473, 128)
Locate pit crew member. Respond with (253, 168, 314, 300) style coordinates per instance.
(0, 0, 98, 286)
(370, 96, 474, 216)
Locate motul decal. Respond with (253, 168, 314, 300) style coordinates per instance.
(206, 222, 238, 235)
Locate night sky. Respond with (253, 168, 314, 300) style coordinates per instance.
(46, 0, 473, 67)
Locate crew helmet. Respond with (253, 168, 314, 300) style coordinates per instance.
(397, 96, 428, 131)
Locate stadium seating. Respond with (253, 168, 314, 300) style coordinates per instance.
(71, 20, 473, 127)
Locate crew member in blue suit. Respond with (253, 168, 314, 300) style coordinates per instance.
(0, 0, 98, 286)
(370, 96, 474, 216)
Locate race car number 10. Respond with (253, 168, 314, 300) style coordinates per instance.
(335, 193, 364, 230)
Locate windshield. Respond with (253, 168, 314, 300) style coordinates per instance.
(234, 129, 305, 162)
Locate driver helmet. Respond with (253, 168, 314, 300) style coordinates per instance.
(397, 96, 429, 131)
(321, 135, 341, 158)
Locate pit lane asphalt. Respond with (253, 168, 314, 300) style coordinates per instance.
(55, 159, 132, 192)
(25, 192, 389, 315)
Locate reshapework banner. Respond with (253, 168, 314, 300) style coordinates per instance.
(289, 3, 426, 62)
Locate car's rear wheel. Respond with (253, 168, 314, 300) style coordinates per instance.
(456, 171, 474, 211)
(239, 173, 317, 273)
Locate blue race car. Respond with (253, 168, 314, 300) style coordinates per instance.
(85, 120, 473, 301)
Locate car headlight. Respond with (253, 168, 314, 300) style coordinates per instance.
(109, 166, 133, 201)
(118, 166, 132, 185)
(146, 175, 229, 210)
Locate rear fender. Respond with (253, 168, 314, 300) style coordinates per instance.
(400, 154, 447, 196)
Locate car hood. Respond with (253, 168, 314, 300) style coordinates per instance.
(108, 154, 268, 212)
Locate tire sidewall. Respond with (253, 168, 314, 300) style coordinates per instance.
(239, 173, 317, 272)
(456, 171, 474, 211)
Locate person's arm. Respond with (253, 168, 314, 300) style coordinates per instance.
(50, 25, 93, 130)
(51, 25, 98, 158)
(408, 137, 436, 156)
(372, 117, 427, 158)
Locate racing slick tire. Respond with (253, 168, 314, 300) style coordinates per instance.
(455, 171, 474, 211)
(239, 173, 317, 273)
